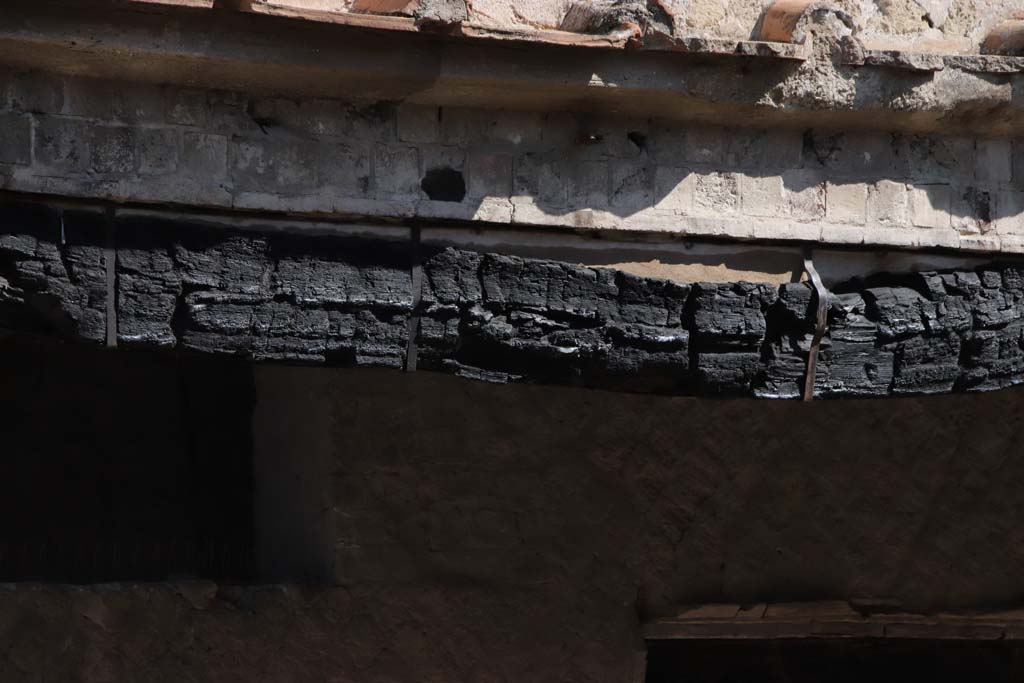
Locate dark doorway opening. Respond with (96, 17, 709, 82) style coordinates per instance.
(645, 639, 1024, 683)
(0, 336, 255, 583)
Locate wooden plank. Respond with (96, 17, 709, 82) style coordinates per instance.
(646, 602, 1024, 641)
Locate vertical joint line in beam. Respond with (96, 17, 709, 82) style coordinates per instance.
(404, 226, 423, 372)
(104, 205, 117, 349)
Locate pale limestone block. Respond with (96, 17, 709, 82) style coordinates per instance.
(784, 171, 825, 220)
(693, 172, 739, 215)
(739, 174, 785, 218)
(654, 167, 695, 212)
(909, 184, 952, 229)
(826, 182, 868, 224)
(867, 180, 908, 226)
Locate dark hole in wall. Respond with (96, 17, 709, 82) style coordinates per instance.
(645, 639, 1024, 683)
(964, 187, 992, 224)
(627, 131, 648, 151)
(421, 167, 466, 202)
(0, 336, 255, 582)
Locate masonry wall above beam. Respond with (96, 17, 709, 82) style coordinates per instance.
(2, 0, 1023, 136)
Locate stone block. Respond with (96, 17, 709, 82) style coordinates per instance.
(0, 65, 10, 108)
(648, 120, 687, 166)
(513, 154, 567, 210)
(784, 171, 825, 220)
(683, 125, 726, 166)
(951, 186, 993, 234)
(1014, 140, 1024, 189)
(566, 115, 648, 162)
(693, 172, 739, 215)
(724, 128, 802, 171)
(610, 162, 653, 210)
(904, 134, 976, 183)
(248, 98, 352, 138)
(397, 104, 439, 144)
(467, 152, 513, 199)
(976, 138, 1012, 185)
(759, 129, 804, 171)
(317, 141, 372, 198)
(373, 144, 421, 200)
(440, 107, 488, 146)
(421, 146, 466, 175)
(33, 116, 92, 173)
(867, 180, 908, 226)
(740, 174, 785, 217)
(995, 191, 1024, 235)
(9, 70, 64, 114)
(91, 126, 136, 175)
(909, 184, 952, 229)
(654, 167, 694, 212)
(181, 132, 228, 182)
(826, 182, 868, 224)
(166, 87, 208, 127)
(806, 130, 895, 176)
(562, 161, 608, 210)
(63, 77, 165, 124)
(231, 136, 318, 194)
(136, 128, 180, 175)
(0, 112, 31, 165)
(483, 109, 544, 147)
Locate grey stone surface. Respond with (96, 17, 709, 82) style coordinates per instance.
(0, 71, 1021, 253)
(0, 112, 30, 165)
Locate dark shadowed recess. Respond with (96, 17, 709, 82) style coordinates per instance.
(421, 166, 466, 202)
(646, 639, 1024, 683)
(0, 336, 255, 582)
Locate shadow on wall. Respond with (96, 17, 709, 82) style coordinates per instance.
(5, 66, 1021, 247)
(216, 74, 1024, 236)
(256, 363, 1024, 616)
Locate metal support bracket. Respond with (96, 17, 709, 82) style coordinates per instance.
(802, 250, 828, 402)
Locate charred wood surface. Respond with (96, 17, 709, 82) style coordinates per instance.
(3, 202, 1024, 398)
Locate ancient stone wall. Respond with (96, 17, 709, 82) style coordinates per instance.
(1, 70, 1021, 253)
(260, 0, 1024, 52)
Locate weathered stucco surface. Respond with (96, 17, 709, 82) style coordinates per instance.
(3, 345, 1024, 680)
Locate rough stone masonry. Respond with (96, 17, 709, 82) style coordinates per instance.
(4, 200, 1024, 399)
(0, 68, 1021, 255)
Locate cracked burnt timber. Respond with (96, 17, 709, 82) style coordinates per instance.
(2, 201, 1024, 398)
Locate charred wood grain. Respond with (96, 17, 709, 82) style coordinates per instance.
(4, 203, 1024, 399)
